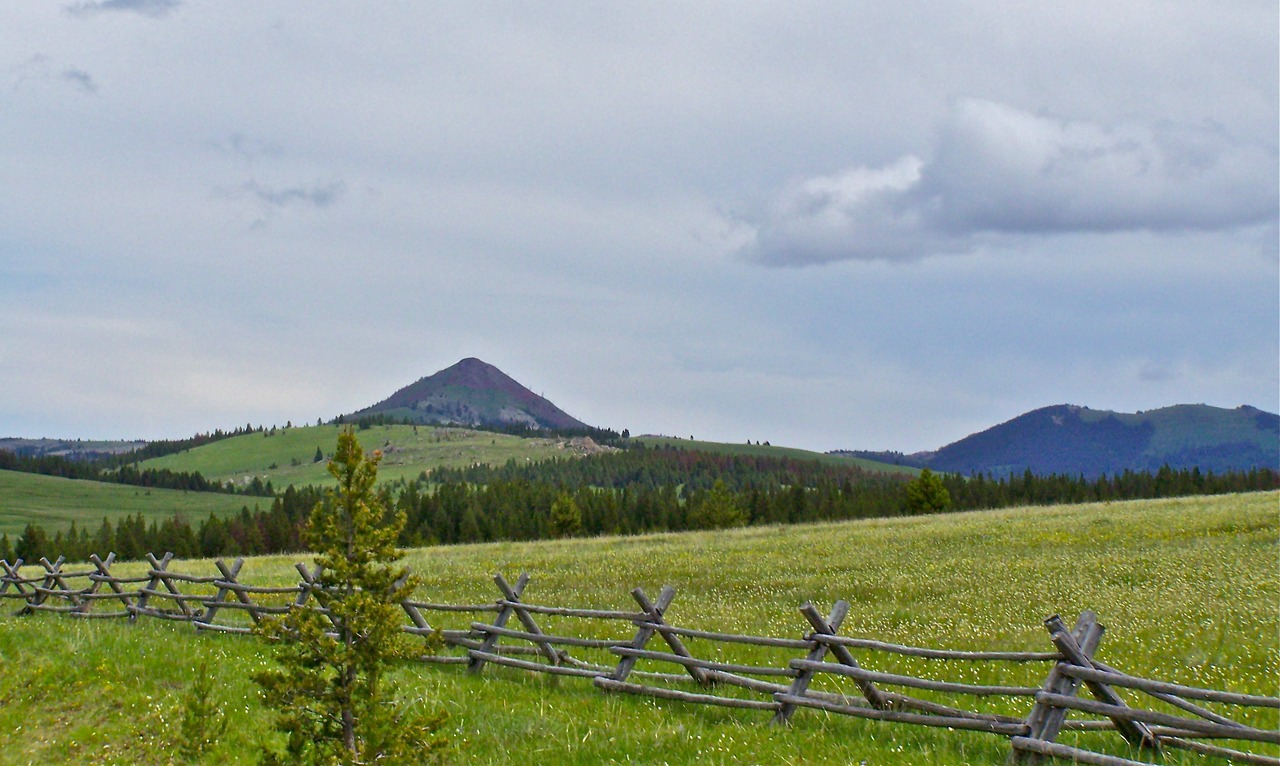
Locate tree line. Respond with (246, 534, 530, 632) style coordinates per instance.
(3, 446, 1275, 564)
(0, 447, 274, 497)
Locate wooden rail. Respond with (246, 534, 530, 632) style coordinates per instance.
(2, 554, 1276, 765)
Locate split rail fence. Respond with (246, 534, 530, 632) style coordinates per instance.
(2, 553, 1277, 766)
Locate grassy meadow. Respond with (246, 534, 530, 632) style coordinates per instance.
(0, 470, 254, 538)
(0, 492, 1275, 764)
(138, 424, 592, 488)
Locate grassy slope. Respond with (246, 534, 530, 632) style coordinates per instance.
(1079, 403, 1275, 456)
(137, 424, 577, 488)
(138, 426, 917, 491)
(0, 492, 1275, 764)
(0, 470, 254, 538)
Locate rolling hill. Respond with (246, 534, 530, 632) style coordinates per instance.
(838, 403, 1279, 477)
(136, 423, 590, 488)
(0, 469, 251, 538)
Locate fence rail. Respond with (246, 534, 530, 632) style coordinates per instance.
(2, 553, 1275, 765)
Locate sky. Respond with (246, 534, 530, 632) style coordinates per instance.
(1, 2, 1277, 453)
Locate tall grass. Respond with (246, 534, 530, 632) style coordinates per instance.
(0, 470, 251, 538)
(0, 492, 1275, 764)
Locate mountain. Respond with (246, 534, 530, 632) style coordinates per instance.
(347, 358, 590, 431)
(836, 404, 1279, 477)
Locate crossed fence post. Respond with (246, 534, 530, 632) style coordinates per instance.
(468, 573, 565, 673)
(0, 559, 30, 610)
(1010, 611, 1158, 765)
(38, 556, 83, 612)
(772, 600, 894, 724)
(16, 556, 66, 615)
(85, 553, 131, 616)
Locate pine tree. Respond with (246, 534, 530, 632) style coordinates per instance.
(905, 468, 952, 514)
(0, 533, 13, 563)
(549, 493, 584, 538)
(254, 429, 446, 765)
(688, 480, 748, 529)
(15, 523, 49, 562)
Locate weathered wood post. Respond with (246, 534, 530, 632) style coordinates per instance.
(1010, 611, 1101, 765)
(493, 572, 562, 664)
(19, 556, 66, 615)
(799, 601, 890, 709)
(624, 586, 713, 686)
(468, 572, 531, 674)
(1045, 615, 1160, 752)
(773, 600, 851, 725)
(199, 558, 249, 628)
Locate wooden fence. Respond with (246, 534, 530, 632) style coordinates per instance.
(2, 553, 1276, 766)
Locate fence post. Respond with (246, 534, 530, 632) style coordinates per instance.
(1010, 611, 1102, 765)
(773, 600, 850, 725)
(612, 585, 678, 683)
(18, 556, 65, 615)
(799, 601, 891, 710)
(492, 572, 561, 664)
(1045, 615, 1160, 752)
(294, 563, 343, 632)
(0, 559, 30, 609)
(80, 552, 121, 616)
(468, 572, 531, 675)
(629, 586, 713, 686)
(148, 551, 197, 619)
(199, 558, 249, 628)
(130, 552, 172, 622)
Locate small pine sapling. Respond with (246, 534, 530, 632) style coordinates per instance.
(254, 429, 447, 765)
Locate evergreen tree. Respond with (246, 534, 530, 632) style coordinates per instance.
(254, 430, 446, 765)
(688, 480, 748, 529)
(549, 493, 584, 538)
(93, 517, 114, 558)
(0, 532, 13, 563)
(15, 523, 49, 562)
(905, 468, 952, 515)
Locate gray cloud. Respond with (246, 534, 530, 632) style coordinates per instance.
(60, 68, 97, 94)
(10, 56, 96, 95)
(240, 180, 345, 209)
(212, 179, 346, 230)
(65, 0, 180, 18)
(738, 100, 1279, 266)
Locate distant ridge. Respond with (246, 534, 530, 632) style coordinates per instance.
(835, 403, 1279, 477)
(349, 358, 589, 431)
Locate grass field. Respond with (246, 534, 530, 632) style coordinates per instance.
(137, 424, 597, 488)
(0, 492, 1275, 764)
(0, 470, 254, 538)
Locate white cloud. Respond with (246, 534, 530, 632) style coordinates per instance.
(738, 100, 1279, 266)
(64, 0, 180, 18)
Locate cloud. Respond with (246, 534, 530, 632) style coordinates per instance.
(738, 100, 1279, 266)
(65, 0, 180, 18)
(239, 180, 345, 209)
(9, 56, 96, 95)
(60, 68, 97, 94)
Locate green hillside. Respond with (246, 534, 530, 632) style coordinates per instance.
(137, 425, 916, 492)
(137, 424, 579, 488)
(0, 492, 1274, 764)
(0, 470, 252, 538)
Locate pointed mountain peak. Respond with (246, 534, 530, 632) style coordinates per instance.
(350, 359, 588, 431)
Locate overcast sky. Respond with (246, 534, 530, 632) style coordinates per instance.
(2, 2, 1277, 453)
